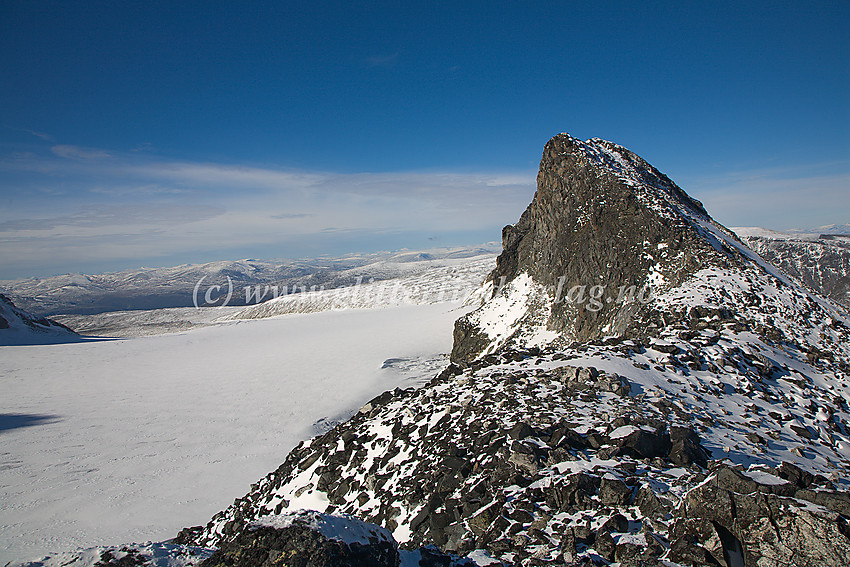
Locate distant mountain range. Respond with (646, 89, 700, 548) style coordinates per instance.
(0, 246, 500, 317)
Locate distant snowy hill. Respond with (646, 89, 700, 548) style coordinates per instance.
(0, 246, 499, 316)
(0, 294, 79, 345)
(50, 255, 496, 337)
(229, 256, 496, 319)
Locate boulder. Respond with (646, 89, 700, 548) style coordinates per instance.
(201, 511, 400, 567)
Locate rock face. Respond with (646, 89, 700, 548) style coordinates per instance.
(740, 233, 850, 309)
(674, 465, 850, 567)
(452, 134, 751, 362)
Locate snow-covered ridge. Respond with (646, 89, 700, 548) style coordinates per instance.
(252, 509, 395, 546)
(46, 255, 496, 337)
(733, 225, 850, 241)
(571, 135, 711, 223)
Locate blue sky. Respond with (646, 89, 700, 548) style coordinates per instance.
(1, 1, 848, 279)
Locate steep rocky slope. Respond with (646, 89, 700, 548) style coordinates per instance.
(452, 134, 763, 361)
(736, 231, 850, 309)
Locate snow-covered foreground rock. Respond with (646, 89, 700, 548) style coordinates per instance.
(0, 302, 467, 564)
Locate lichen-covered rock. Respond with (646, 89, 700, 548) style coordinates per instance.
(678, 466, 850, 567)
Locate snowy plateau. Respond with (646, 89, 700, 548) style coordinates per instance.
(2, 133, 850, 567)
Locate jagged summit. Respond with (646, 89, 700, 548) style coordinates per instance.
(451, 133, 844, 362)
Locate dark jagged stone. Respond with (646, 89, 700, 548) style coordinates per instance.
(201, 514, 399, 567)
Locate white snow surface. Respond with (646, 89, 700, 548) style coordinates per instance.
(5, 542, 214, 567)
(0, 301, 468, 564)
(465, 272, 557, 354)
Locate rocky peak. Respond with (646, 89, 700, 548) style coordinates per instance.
(160, 135, 850, 567)
(453, 133, 791, 362)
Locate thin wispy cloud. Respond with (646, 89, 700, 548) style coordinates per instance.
(364, 51, 401, 67)
(270, 213, 315, 220)
(6, 142, 845, 279)
(51, 145, 112, 160)
(0, 146, 535, 278)
(0, 204, 223, 233)
(688, 165, 850, 230)
(2, 125, 55, 142)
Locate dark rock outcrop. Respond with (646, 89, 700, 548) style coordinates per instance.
(675, 465, 850, 567)
(451, 134, 753, 363)
(201, 514, 399, 567)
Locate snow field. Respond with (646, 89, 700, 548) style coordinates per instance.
(0, 302, 466, 563)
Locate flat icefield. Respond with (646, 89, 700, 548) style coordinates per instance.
(0, 303, 465, 563)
